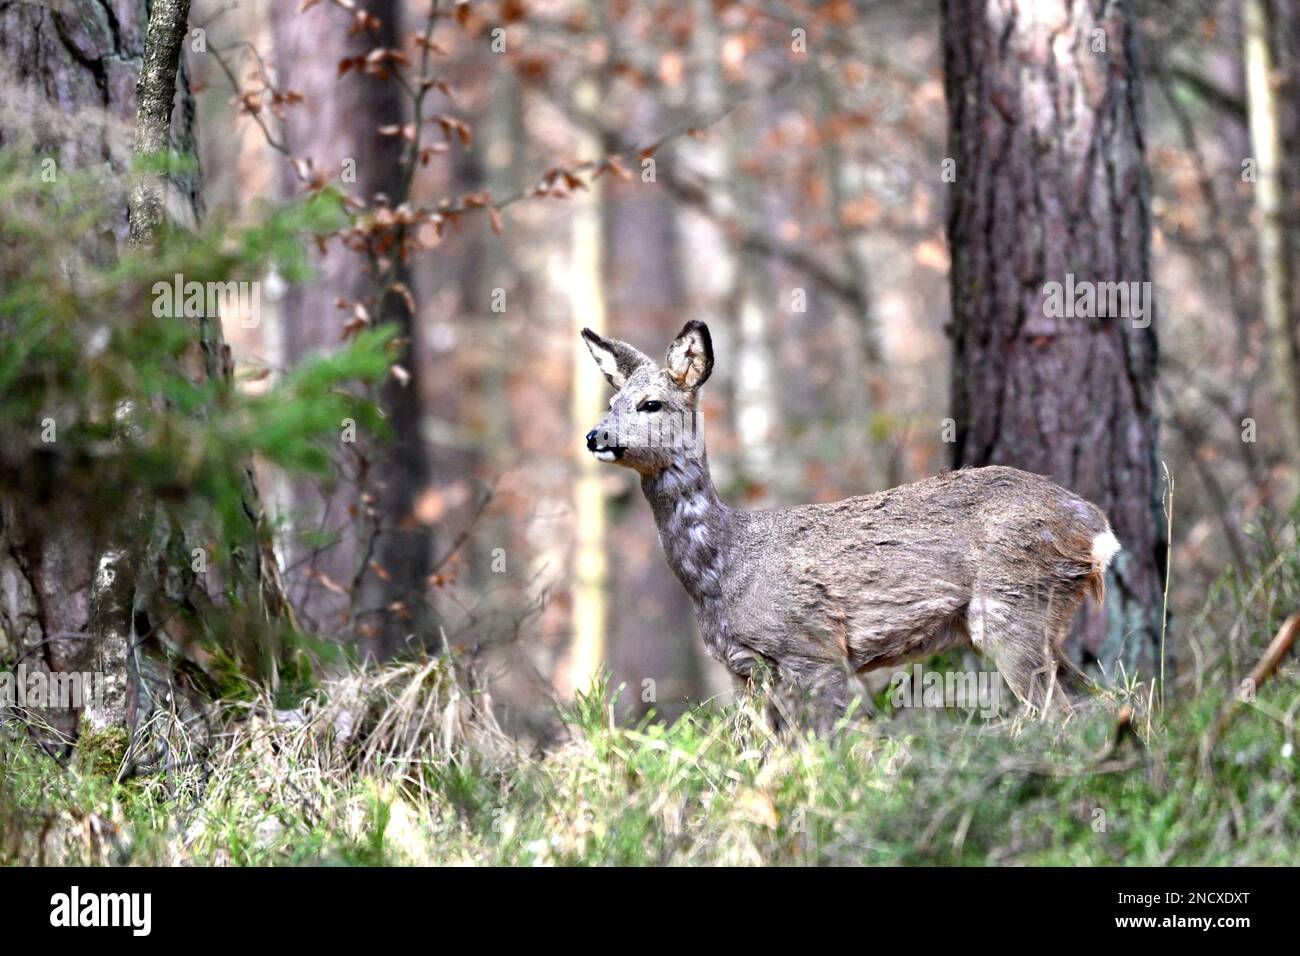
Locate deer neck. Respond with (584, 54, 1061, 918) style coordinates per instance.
(641, 450, 735, 606)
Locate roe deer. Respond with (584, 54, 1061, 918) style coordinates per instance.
(582, 321, 1120, 730)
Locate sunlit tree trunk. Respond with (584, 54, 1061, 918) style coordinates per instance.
(479, 68, 525, 471)
(562, 75, 610, 699)
(942, 0, 1165, 677)
(605, 98, 703, 721)
(718, 54, 782, 502)
(815, 70, 881, 386)
(683, 0, 738, 498)
(1242, 0, 1300, 469)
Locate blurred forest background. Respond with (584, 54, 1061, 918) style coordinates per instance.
(194, 0, 1299, 742)
(3, 0, 1300, 741)
(2, 0, 1300, 867)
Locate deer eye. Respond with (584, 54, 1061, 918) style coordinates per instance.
(637, 399, 663, 413)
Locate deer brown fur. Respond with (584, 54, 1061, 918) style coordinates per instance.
(582, 321, 1120, 730)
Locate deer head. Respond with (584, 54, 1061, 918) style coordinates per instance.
(581, 320, 712, 476)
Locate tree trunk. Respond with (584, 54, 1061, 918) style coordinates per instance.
(270, 0, 435, 657)
(0, 0, 199, 747)
(942, 0, 1165, 678)
(1242, 0, 1300, 470)
(1280, 0, 1300, 339)
(1, 0, 293, 762)
(561, 73, 610, 700)
(605, 97, 704, 721)
(127, 0, 192, 245)
(815, 68, 881, 384)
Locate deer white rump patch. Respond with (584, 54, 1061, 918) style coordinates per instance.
(1091, 529, 1121, 570)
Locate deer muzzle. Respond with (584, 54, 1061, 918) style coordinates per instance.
(586, 428, 625, 461)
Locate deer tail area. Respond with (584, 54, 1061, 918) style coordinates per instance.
(1085, 528, 1121, 606)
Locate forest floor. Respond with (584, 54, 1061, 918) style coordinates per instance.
(3, 649, 1297, 866)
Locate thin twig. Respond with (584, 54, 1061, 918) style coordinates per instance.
(1159, 462, 1174, 708)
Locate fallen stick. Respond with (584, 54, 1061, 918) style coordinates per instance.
(1200, 610, 1300, 772)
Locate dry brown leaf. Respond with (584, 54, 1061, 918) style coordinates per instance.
(305, 569, 348, 595)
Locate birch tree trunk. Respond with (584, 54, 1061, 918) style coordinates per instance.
(942, 0, 1165, 677)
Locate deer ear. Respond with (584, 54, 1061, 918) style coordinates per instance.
(665, 320, 713, 390)
(581, 328, 650, 389)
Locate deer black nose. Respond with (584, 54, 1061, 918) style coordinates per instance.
(585, 429, 598, 451)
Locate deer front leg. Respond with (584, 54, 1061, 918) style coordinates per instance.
(719, 644, 817, 734)
(769, 660, 850, 735)
(722, 642, 850, 735)
(719, 643, 782, 724)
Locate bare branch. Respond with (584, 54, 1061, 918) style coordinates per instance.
(128, 0, 192, 246)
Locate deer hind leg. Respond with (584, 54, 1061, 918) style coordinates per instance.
(968, 583, 1090, 716)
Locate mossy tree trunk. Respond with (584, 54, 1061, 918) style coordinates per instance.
(0, 0, 292, 764)
(0, 0, 180, 747)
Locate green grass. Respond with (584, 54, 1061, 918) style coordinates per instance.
(3, 659, 1296, 866)
(5, 507, 1297, 867)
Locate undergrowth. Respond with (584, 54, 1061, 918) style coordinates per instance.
(2, 651, 1295, 865)
(3, 506, 1298, 866)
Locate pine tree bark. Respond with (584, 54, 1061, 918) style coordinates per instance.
(942, 0, 1165, 676)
